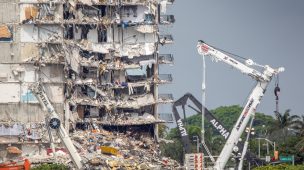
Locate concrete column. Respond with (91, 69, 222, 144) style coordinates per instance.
(64, 101, 70, 132)
(153, 49, 159, 141)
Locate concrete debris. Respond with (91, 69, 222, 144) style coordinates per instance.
(92, 112, 165, 126)
(7, 146, 22, 154)
(135, 25, 157, 33)
(20, 128, 180, 169)
(70, 129, 180, 169)
(71, 93, 156, 109)
(79, 0, 93, 6)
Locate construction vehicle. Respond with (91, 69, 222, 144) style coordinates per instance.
(172, 93, 230, 154)
(30, 82, 84, 169)
(196, 40, 284, 169)
(172, 93, 265, 168)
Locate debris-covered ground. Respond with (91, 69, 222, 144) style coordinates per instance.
(27, 128, 180, 169)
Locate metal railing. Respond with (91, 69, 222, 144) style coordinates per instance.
(158, 93, 174, 103)
(159, 34, 174, 45)
(167, 0, 175, 4)
(158, 74, 173, 83)
(159, 113, 174, 123)
(159, 34, 173, 41)
(160, 15, 175, 24)
(158, 54, 174, 64)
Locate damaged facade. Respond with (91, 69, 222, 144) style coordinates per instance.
(0, 0, 176, 168)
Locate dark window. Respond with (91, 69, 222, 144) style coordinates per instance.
(64, 24, 74, 39)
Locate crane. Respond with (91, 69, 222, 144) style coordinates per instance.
(172, 93, 265, 168)
(197, 40, 284, 170)
(30, 82, 84, 169)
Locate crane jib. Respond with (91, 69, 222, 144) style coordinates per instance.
(36, 85, 54, 113)
(201, 44, 209, 53)
(236, 99, 254, 130)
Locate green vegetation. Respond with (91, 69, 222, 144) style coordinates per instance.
(32, 163, 69, 170)
(160, 105, 304, 167)
(253, 164, 304, 170)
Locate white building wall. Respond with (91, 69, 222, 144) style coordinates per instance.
(20, 25, 63, 43)
(0, 1, 18, 24)
(0, 83, 20, 103)
(0, 63, 64, 123)
(0, 103, 63, 122)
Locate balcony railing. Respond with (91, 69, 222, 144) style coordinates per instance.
(160, 15, 175, 24)
(158, 54, 174, 64)
(159, 113, 174, 123)
(158, 93, 174, 103)
(157, 74, 173, 83)
(167, 0, 175, 4)
(159, 34, 174, 45)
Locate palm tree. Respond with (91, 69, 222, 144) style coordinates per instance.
(269, 109, 299, 143)
(294, 115, 304, 136)
(294, 115, 304, 151)
(158, 123, 169, 138)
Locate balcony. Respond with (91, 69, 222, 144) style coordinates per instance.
(159, 113, 174, 123)
(167, 0, 175, 4)
(158, 54, 174, 64)
(160, 15, 175, 25)
(159, 34, 174, 45)
(156, 74, 173, 84)
(158, 93, 174, 103)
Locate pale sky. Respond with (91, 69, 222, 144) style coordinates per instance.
(159, 0, 304, 117)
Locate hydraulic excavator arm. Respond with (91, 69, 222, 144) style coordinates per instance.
(172, 93, 230, 153)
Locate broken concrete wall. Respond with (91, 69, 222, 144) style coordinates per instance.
(107, 25, 156, 43)
(20, 43, 40, 61)
(20, 3, 63, 23)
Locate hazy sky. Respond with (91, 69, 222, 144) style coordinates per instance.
(159, 0, 304, 117)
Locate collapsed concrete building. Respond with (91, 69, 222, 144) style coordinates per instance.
(0, 0, 177, 168)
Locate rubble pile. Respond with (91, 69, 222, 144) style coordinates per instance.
(27, 128, 180, 169)
(72, 129, 180, 169)
(94, 112, 165, 125)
